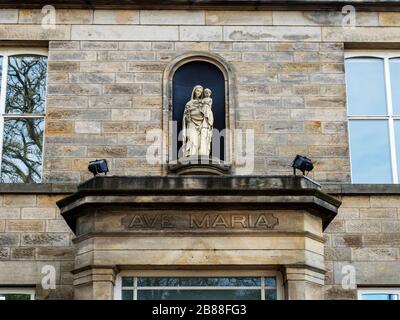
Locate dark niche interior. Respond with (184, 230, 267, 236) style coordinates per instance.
(172, 60, 226, 161)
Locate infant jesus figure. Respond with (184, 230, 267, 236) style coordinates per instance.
(199, 88, 214, 156)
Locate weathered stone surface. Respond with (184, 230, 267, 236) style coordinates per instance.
(273, 11, 378, 26)
(352, 248, 397, 261)
(36, 247, 74, 260)
(0, 234, 19, 246)
(93, 10, 139, 24)
(332, 234, 362, 248)
(75, 121, 101, 134)
(49, 41, 80, 50)
(71, 25, 179, 41)
(46, 220, 71, 233)
(0, 25, 70, 40)
(206, 11, 272, 25)
(382, 221, 400, 233)
(370, 196, 400, 208)
(180, 26, 222, 41)
(6, 220, 45, 233)
(21, 208, 55, 220)
(324, 285, 357, 300)
(0, 9, 19, 23)
(360, 208, 397, 219)
(19, 9, 92, 24)
(224, 26, 321, 41)
(379, 13, 400, 26)
(11, 247, 35, 260)
(103, 84, 141, 95)
(0, 247, 9, 260)
(49, 51, 96, 61)
(46, 121, 74, 135)
(0, 208, 20, 219)
(346, 220, 381, 233)
(0, 261, 61, 285)
(4, 195, 36, 207)
(322, 27, 400, 42)
(88, 146, 128, 158)
(21, 234, 69, 247)
(141, 10, 204, 25)
(334, 261, 400, 285)
(69, 73, 115, 83)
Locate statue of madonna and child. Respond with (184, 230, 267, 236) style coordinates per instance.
(181, 85, 214, 159)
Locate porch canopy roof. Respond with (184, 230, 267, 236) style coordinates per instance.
(57, 175, 341, 233)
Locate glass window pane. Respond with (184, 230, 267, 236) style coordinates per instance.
(349, 120, 392, 183)
(0, 294, 32, 300)
(137, 277, 260, 287)
(0, 118, 44, 183)
(265, 277, 276, 288)
(362, 293, 397, 300)
(0, 56, 2, 91)
(6, 55, 48, 114)
(345, 58, 387, 116)
(395, 121, 400, 181)
(122, 277, 134, 287)
(390, 58, 400, 115)
(122, 290, 133, 300)
(138, 289, 261, 300)
(265, 289, 277, 300)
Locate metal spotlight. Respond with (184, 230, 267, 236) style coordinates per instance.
(291, 155, 314, 176)
(88, 159, 109, 176)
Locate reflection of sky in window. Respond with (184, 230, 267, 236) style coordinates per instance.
(396, 121, 400, 181)
(0, 56, 2, 91)
(390, 58, 400, 116)
(0, 119, 44, 183)
(362, 294, 398, 300)
(345, 58, 387, 116)
(349, 120, 392, 183)
(6, 55, 47, 114)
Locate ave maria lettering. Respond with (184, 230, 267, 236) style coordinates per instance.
(126, 213, 279, 230)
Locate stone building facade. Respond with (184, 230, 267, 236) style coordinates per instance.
(0, 0, 399, 300)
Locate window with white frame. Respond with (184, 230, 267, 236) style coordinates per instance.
(0, 288, 35, 300)
(358, 288, 400, 300)
(115, 271, 283, 300)
(345, 52, 400, 184)
(0, 48, 48, 183)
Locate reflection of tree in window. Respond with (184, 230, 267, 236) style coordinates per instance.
(6, 55, 47, 114)
(1, 119, 44, 183)
(0, 55, 47, 183)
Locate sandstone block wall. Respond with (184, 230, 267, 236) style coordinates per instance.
(0, 194, 74, 299)
(0, 8, 400, 300)
(324, 195, 400, 299)
(0, 9, 396, 183)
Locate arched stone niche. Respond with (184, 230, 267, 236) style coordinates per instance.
(162, 52, 236, 175)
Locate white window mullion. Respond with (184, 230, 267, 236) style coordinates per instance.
(0, 52, 9, 176)
(134, 277, 138, 300)
(261, 276, 265, 300)
(384, 55, 399, 183)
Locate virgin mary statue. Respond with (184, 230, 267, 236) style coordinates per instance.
(182, 85, 214, 158)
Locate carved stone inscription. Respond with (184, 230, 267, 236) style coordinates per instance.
(124, 212, 279, 231)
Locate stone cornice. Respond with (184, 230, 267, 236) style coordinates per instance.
(56, 175, 341, 232)
(0, 181, 399, 195)
(2, 1, 400, 11)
